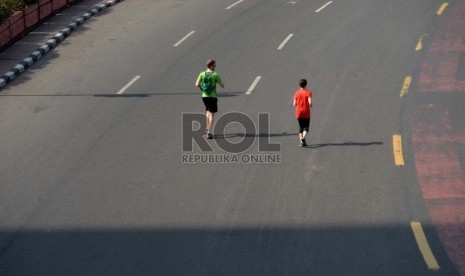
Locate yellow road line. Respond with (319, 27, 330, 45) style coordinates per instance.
(400, 76, 412, 98)
(393, 135, 405, 166)
(415, 35, 423, 52)
(437, 3, 449, 15)
(411, 221, 441, 271)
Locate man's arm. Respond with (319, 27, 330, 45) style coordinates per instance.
(217, 74, 225, 88)
(195, 73, 202, 88)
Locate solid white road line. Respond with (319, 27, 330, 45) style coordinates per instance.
(315, 1, 333, 13)
(246, 76, 262, 95)
(278, 34, 294, 50)
(117, 76, 140, 94)
(173, 31, 195, 47)
(226, 0, 244, 9)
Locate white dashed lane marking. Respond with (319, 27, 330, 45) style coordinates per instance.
(315, 1, 333, 13)
(226, 0, 244, 10)
(117, 76, 140, 94)
(173, 31, 196, 47)
(246, 76, 262, 95)
(278, 34, 294, 50)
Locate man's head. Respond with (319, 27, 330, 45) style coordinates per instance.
(299, 78, 307, 88)
(207, 59, 216, 70)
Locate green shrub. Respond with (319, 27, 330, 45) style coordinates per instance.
(0, 0, 39, 23)
(0, 4, 12, 23)
(1, 0, 25, 11)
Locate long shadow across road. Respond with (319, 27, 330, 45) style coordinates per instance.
(307, 141, 384, 149)
(0, 225, 459, 275)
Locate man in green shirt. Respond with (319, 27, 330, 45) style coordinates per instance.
(195, 59, 225, 139)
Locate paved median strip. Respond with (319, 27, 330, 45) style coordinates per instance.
(0, 0, 125, 91)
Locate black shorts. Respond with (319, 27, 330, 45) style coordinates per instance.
(297, 118, 310, 133)
(203, 97, 218, 113)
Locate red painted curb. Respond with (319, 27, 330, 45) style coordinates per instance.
(414, 1, 465, 274)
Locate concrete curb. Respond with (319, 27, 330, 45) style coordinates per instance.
(0, 0, 125, 91)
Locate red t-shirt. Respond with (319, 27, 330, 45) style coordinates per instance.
(293, 88, 312, 118)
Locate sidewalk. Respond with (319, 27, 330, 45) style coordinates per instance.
(0, 0, 123, 90)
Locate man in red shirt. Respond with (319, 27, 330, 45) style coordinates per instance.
(293, 79, 313, 147)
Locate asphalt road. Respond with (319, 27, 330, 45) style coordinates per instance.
(0, 0, 462, 275)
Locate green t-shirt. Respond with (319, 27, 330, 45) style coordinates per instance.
(197, 71, 222, 98)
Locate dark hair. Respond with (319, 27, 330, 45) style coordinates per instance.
(207, 59, 216, 69)
(299, 79, 307, 88)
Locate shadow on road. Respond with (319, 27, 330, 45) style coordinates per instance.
(214, 132, 298, 139)
(0, 91, 243, 97)
(0, 225, 459, 275)
(307, 141, 384, 148)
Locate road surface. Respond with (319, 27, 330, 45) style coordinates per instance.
(0, 0, 463, 275)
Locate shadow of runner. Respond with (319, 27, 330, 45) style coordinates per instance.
(0, 91, 243, 97)
(307, 141, 384, 149)
(214, 132, 298, 140)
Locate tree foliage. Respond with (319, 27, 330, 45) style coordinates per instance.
(0, 0, 38, 22)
